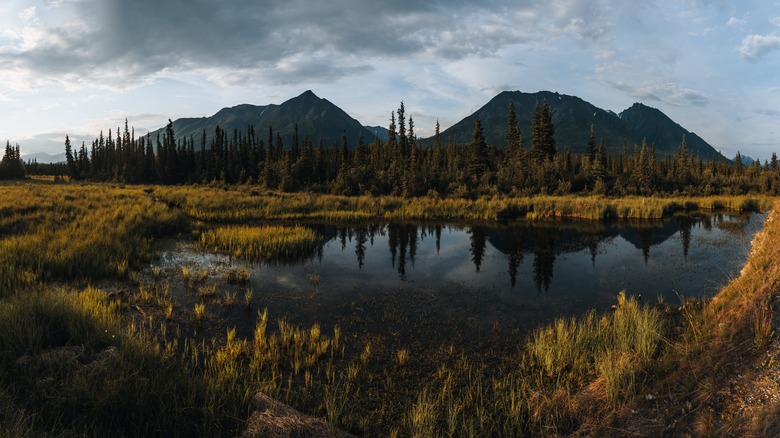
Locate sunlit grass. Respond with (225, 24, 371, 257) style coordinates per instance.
(201, 224, 320, 261)
(153, 185, 771, 222)
(0, 180, 775, 436)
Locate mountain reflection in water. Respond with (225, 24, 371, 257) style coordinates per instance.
(246, 212, 764, 319)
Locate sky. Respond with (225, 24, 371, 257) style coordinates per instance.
(1, 0, 779, 161)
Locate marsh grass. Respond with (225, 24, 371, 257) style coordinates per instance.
(154, 185, 771, 222)
(0, 181, 776, 437)
(0, 182, 186, 294)
(194, 303, 206, 325)
(751, 300, 774, 349)
(201, 225, 320, 261)
(0, 287, 245, 436)
(242, 287, 253, 310)
(223, 290, 237, 307)
(224, 267, 251, 285)
(197, 283, 218, 299)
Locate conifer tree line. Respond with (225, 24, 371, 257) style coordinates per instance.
(0, 141, 25, 180)
(23, 100, 780, 196)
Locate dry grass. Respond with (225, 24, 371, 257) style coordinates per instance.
(154, 185, 771, 222)
(201, 225, 320, 261)
(0, 180, 775, 437)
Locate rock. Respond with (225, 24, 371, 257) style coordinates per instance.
(241, 392, 355, 438)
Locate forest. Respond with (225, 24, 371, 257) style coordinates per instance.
(13, 100, 780, 197)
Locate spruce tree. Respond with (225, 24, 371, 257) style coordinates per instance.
(65, 135, 78, 180)
(586, 124, 596, 162)
(507, 101, 522, 153)
(467, 119, 489, 184)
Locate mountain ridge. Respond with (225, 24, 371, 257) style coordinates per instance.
(150, 90, 383, 148)
(426, 90, 723, 158)
(151, 89, 724, 160)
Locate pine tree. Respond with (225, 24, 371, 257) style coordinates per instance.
(65, 135, 78, 180)
(507, 101, 522, 153)
(586, 124, 596, 162)
(404, 115, 417, 197)
(467, 119, 489, 184)
(541, 99, 557, 159)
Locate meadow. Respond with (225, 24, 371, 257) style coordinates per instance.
(0, 179, 776, 436)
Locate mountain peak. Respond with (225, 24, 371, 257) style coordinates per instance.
(427, 90, 722, 159)
(297, 90, 320, 100)
(154, 90, 375, 148)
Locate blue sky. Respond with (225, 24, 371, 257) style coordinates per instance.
(1, 0, 779, 160)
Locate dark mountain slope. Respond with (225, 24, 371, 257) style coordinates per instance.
(151, 91, 381, 148)
(422, 91, 723, 159)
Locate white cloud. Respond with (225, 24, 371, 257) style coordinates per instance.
(19, 7, 36, 22)
(595, 50, 616, 61)
(727, 17, 745, 26)
(738, 34, 780, 60)
(772, 17, 780, 26)
(632, 80, 710, 107)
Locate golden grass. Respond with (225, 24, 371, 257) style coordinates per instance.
(201, 224, 320, 261)
(153, 184, 771, 222)
(0, 180, 775, 436)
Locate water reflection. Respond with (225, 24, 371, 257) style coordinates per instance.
(294, 212, 764, 303)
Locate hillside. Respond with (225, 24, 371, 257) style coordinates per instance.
(619, 102, 722, 160)
(150, 89, 724, 160)
(151, 90, 382, 148)
(424, 91, 724, 159)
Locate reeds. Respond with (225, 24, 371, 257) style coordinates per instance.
(154, 184, 771, 223)
(200, 225, 320, 261)
(0, 180, 776, 436)
(527, 292, 664, 403)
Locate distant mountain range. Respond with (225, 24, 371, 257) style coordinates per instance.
(425, 91, 722, 159)
(22, 151, 66, 164)
(142, 89, 723, 160)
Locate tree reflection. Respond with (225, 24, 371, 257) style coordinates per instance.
(355, 226, 367, 269)
(677, 215, 693, 260)
(638, 227, 653, 264)
(532, 230, 556, 293)
(388, 225, 398, 268)
(469, 227, 486, 272)
(434, 225, 442, 255)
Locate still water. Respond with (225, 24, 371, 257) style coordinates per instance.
(159, 212, 766, 334)
(239, 212, 765, 325)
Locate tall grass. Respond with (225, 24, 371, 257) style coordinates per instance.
(154, 185, 771, 223)
(0, 182, 186, 294)
(200, 224, 320, 261)
(0, 180, 775, 436)
(0, 287, 245, 436)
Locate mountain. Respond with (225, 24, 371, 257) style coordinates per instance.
(152, 90, 382, 148)
(151, 89, 723, 160)
(735, 153, 757, 165)
(364, 125, 389, 142)
(22, 151, 66, 163)
(618, 103, 721, 160)
(423, 90, 723, 159)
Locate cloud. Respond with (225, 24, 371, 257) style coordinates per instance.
(756, 109, 780, 117)
(635, 82, 709, 107)
(738, 34, 780, 60)
(727, 17, 746, 26)
(0, 0, 548, 92)
(0, 0, 636, 92)
(618, 80, 710, 107)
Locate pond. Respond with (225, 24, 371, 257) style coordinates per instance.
(158, 211, 766, 341)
